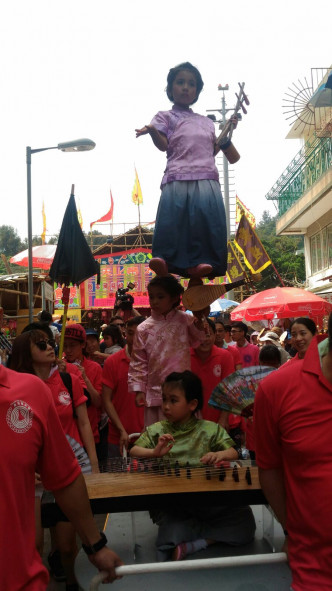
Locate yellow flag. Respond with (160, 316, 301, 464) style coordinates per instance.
(235, 195, 256, 228)
(234, 214, 271, 273)
(226, 241, 245, 282)
(132, 168, 143, 205)
(41, 201, 46, 244)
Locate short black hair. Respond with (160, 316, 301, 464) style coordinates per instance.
(126, 316, 146, 328)
(231, 321, 248, 335)
(215, 319, 225, 329)
(289, 317, 317, 336)
(40, 310, 53, 323)
(163, 371, 203, 412)
(110, 315, 124, 324)
(148, 274, 184, 307)
(166, 62, 204, 105)
(22, 321, 53, 340)
(206, 317, 216, 333)
(102, 324, 125, 347)
(259, 344, 281, 367)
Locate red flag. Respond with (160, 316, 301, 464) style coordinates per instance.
(90, 190, 114, 229)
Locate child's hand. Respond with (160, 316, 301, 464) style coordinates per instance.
(200, 451, 229, 466)
(135, 125, 152, 137)
(57, 359, 67, 372)
(119, 430, 130, 455)
(135, 392, 146, 407)
(229, 114, 239, 129)
(153, 434, 174, 457)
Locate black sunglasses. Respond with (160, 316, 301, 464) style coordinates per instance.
(35, 339, 56, 351)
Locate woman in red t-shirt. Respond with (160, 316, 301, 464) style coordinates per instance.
(10, 329, 98, 589)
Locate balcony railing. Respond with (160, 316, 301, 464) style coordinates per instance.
(265, 136, 332, 217)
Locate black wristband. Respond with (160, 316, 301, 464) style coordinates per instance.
(82, 531, 107, 555)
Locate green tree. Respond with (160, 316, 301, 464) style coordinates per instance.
(0, 226, 26, 274)
(0, 225, 25, 258)
(254, 211, 305, 290)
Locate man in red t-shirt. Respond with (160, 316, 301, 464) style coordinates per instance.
(191, 318, 235, 424)
(230, 321, 259, 367)
(0, 365, 122, 590)
(63, 324, 103, 444)
(214, 319, 242, 369)
(230, 321, 259, 455)
(254, 330, 332, 591)
(102, 316, 145, 456)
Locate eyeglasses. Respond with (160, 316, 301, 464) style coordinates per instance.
(35, 339, 56, 351)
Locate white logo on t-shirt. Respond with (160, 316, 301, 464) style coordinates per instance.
(6, 400, 33, 433)
(213, 364, 222, 377)
(58, 391, 71, 406)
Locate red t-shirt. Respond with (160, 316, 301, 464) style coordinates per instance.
(190, 345, 235, 422)
(254, 336, 332, 591)
(102, 348, 144, 444)
(45, 369, 87, 445)
(236, 341, 260, 368)
(0, 366, 81, 590)
(66, 359, 102, 442)
(224, 344, 241, 367)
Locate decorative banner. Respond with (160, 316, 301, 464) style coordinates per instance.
(235, 195, 256, 228)
(234, 214, 271, 274)
(90, 190, 114, 229)
(226, 241, 245, 283)
(132, 168, 143, 205)
(54, 284, 80, 309)
(76, 249, 226, 310)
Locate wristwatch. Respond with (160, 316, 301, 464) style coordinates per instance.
(82, 531, 108, 555)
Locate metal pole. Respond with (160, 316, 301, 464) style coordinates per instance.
(26, 146, 34, 323)
(89, 553, 287, 589)
(221, 93, 231, 240)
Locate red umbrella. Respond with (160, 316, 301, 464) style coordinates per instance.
(10, 245, 56, 270)
(230, 286, 332, 322)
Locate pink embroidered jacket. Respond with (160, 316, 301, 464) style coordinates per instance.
(128, 308, 205, 407)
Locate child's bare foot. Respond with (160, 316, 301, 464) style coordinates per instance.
(149, 257, 168, 276)
(187, 264, 212, 278)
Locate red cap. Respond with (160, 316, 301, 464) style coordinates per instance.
(64, 323, 86, 343)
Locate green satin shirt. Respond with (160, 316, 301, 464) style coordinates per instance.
(134, 416, 235, 467)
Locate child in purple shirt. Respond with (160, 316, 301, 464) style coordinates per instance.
(136, 61, 227, 280)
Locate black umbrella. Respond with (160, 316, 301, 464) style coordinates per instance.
(49, 185, 100, 356)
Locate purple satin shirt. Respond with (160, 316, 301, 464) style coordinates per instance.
(150, 105, 219, 186)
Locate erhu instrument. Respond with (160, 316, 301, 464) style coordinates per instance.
(216, 82, 250, 164)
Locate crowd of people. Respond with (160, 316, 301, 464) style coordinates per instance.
(1, 272, 331, 591)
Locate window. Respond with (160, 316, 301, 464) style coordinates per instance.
(310, 223, 332, 274)
(328, 224, 332, 267)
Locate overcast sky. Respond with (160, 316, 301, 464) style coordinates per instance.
(1, 0, 331, 245)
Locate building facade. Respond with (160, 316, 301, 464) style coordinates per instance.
(265, 67, 332, 303)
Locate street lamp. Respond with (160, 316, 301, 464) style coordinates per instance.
(26, 138, 96, 323)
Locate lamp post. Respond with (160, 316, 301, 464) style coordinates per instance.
(26, 138, 96, 323)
